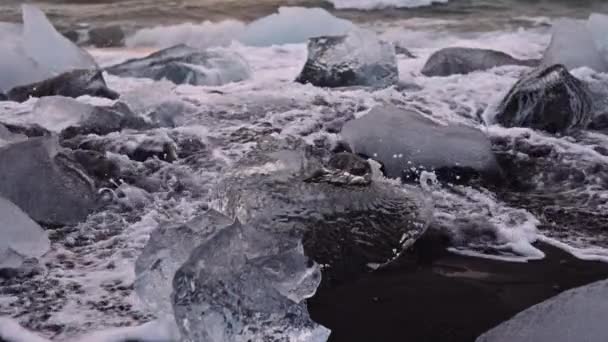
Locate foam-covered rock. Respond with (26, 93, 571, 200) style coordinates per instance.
(135, 209, 235, 314)
(477, 279, 608, 342)
(0, 196, 50, 270)
(0, 136, 97, 226)
(421, 47, 539, 77)
(106, 44, 251, 86)
(542, 18, 608, 72)
(6, 69, 119, 103)
(490, 64, 593, 133)
(341, 105, 501, 183)
(296, 30, 398, 88)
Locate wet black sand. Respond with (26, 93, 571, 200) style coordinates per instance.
(308, 241, 608, 342)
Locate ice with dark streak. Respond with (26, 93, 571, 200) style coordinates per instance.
(296, 30, 398, 88)
(476, 279, 608, 342)
(135, 208, 236, 315)
(0, 5, 97, 92)
(106, 44, 251, 86)
(341, 105, 501, 183)
(0, 196, 50, 270)
(489, 64, 593, 134)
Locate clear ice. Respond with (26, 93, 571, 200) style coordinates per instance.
(296, 29, 398, 88)
(341, 105, 500, 180)
(542, 18, 608, 72)
(238, 7, 355, 46)
(477, 279, 608, 342)
(134, 209, 236, 314)
(0, 196, 50, 269)
(172, 220, 330, 342)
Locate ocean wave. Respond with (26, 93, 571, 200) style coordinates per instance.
(325, 0, 449, 10)
(126, 7, 354, 49)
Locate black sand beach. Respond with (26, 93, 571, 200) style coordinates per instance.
(309, 241, 608, 342)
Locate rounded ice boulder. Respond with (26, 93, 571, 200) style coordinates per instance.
(341, 105, 501, 184)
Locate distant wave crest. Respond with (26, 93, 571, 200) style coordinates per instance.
(326, 0, 449, 10)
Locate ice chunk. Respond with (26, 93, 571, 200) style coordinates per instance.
(21, 5, 97, 75)
(28, 96, 94, 132)
(172, 220, 330, 342)
(542, 18, 608, 72)
(0, 136, 97, 226)
(341, 105, 501, 184)
(327, 0, 448, 10)
(0, 5, 98, 92)
(210, 140, 432, 283)
(296, 30, 398, 88)
(489, 64, 593, 134)
(0, 196, 50, 269)
(126, 7, 355, 49)
(421, 47, 539, 77)
(106, 44, 251, 86)
(134, 209, 235, 314)
(476, 279, 608, 342)
(239, 7, 355, 46)
(6, 69, 119, 103)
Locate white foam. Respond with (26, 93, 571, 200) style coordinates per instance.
(326, 0, 449, 10)
(127, 7, 354, 49)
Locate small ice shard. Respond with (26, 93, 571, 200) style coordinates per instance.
(6, 69, 119, 103)
(106, 44, 251, 86)
(210, 140, 432, 283)
(172, 220, 330, 342)
(238, 7, 355, 46)
(476, 279, 608, 342)
(542, 18, 608, 72)
(490, 64, 593, 133)
(0, 136, 97, 226)
(0, 196, 50, 270)
(341, 105, 501, 184)
(421, 47, 540, 77)
(21, 4, 97, 75)
(296, 30, 398, 88)
(135, 209, 235, 314)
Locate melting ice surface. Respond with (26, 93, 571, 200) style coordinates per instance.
(0, 5, 96, 92)
(477, 279, 608, 342)
(1, 7, 608, 342)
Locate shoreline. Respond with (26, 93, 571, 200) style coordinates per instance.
(308, 241, 608, 342)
